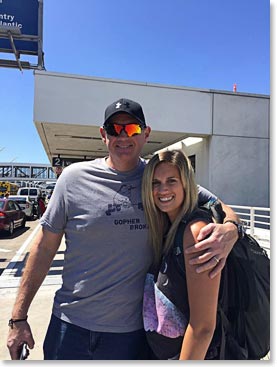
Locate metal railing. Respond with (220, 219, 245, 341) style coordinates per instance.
(229, 205, 270, 236)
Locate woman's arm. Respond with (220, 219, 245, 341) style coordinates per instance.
(179, 220, 221, 360)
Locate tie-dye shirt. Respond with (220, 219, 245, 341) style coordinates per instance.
(143, 209, 220, 360)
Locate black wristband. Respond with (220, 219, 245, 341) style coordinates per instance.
(8, 317, 28, 329)
(224, 220, 245, 240)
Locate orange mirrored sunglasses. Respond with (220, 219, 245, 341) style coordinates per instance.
(104, 123, 143, 137)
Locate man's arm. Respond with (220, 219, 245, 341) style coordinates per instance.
(185, 200, 239, 279)
(7, 227, 63, 360)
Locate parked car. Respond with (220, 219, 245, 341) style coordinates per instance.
(0, 199, 26, 236)
(17, 187, 42, 203)
(8, 195, 35, 220)
(45, 182, 56, 191)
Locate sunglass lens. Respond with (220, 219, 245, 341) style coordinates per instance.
(125, 124, 142, 137)
(105, 123, 142, 137)
(114, 124, 125, 136)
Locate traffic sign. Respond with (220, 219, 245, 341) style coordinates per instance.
(52, 157, 88, 167)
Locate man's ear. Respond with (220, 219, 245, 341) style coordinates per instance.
(100, 127, 107, 143)
(144, 126, 151, 140)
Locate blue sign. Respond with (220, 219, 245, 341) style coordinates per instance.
(0, 0, 39, 54)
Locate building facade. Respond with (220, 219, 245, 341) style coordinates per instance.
(33, 71, 270, 207)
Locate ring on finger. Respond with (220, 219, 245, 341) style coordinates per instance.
(213, 256, 220, 264)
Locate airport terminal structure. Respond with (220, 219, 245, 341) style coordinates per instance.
(0, 1, 269, 208)
(33, 70, 269, 208)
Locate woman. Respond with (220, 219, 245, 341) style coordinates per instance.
(37, 195, 46, 218)
(142, 150, 221, 360)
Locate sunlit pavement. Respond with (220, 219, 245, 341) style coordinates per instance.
(0, 228, 65, 360)
(0, 227, 270, 360)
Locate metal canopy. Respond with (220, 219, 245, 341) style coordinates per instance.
(35, 121, 190, 164)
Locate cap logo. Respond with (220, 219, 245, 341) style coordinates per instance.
(115, 102, 121, 109)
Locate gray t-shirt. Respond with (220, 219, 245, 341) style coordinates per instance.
(40, 157, 216, 333)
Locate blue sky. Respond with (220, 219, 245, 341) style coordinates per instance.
(0, 0, 271, 164)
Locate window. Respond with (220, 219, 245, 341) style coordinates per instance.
(189, 155, 196, 172)
(30, 189, 39, 196)
(20, 189, 29, 196)
(8, 201, 16, 210)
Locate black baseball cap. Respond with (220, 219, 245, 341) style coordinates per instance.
(103, 98, 146, 127)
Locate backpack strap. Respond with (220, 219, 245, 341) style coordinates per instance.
(174, 209, 213, 250)
(173, 209, 214, 272)
(200, 199, 226, 223)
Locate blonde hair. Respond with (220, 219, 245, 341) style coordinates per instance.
(142, 150, 198, 264)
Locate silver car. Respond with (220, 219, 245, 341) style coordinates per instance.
(8, 195, 35, 220)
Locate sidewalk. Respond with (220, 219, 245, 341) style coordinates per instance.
(0, 227, 65, 361)
(0, 226, 270, 361)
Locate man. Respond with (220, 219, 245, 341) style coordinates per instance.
(7, 98, 239, 360)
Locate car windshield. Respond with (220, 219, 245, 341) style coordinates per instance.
(46, 184, 55, 189)
(0, 201, 5, 209)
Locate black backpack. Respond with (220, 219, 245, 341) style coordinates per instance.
(175, 204, 270, 360)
